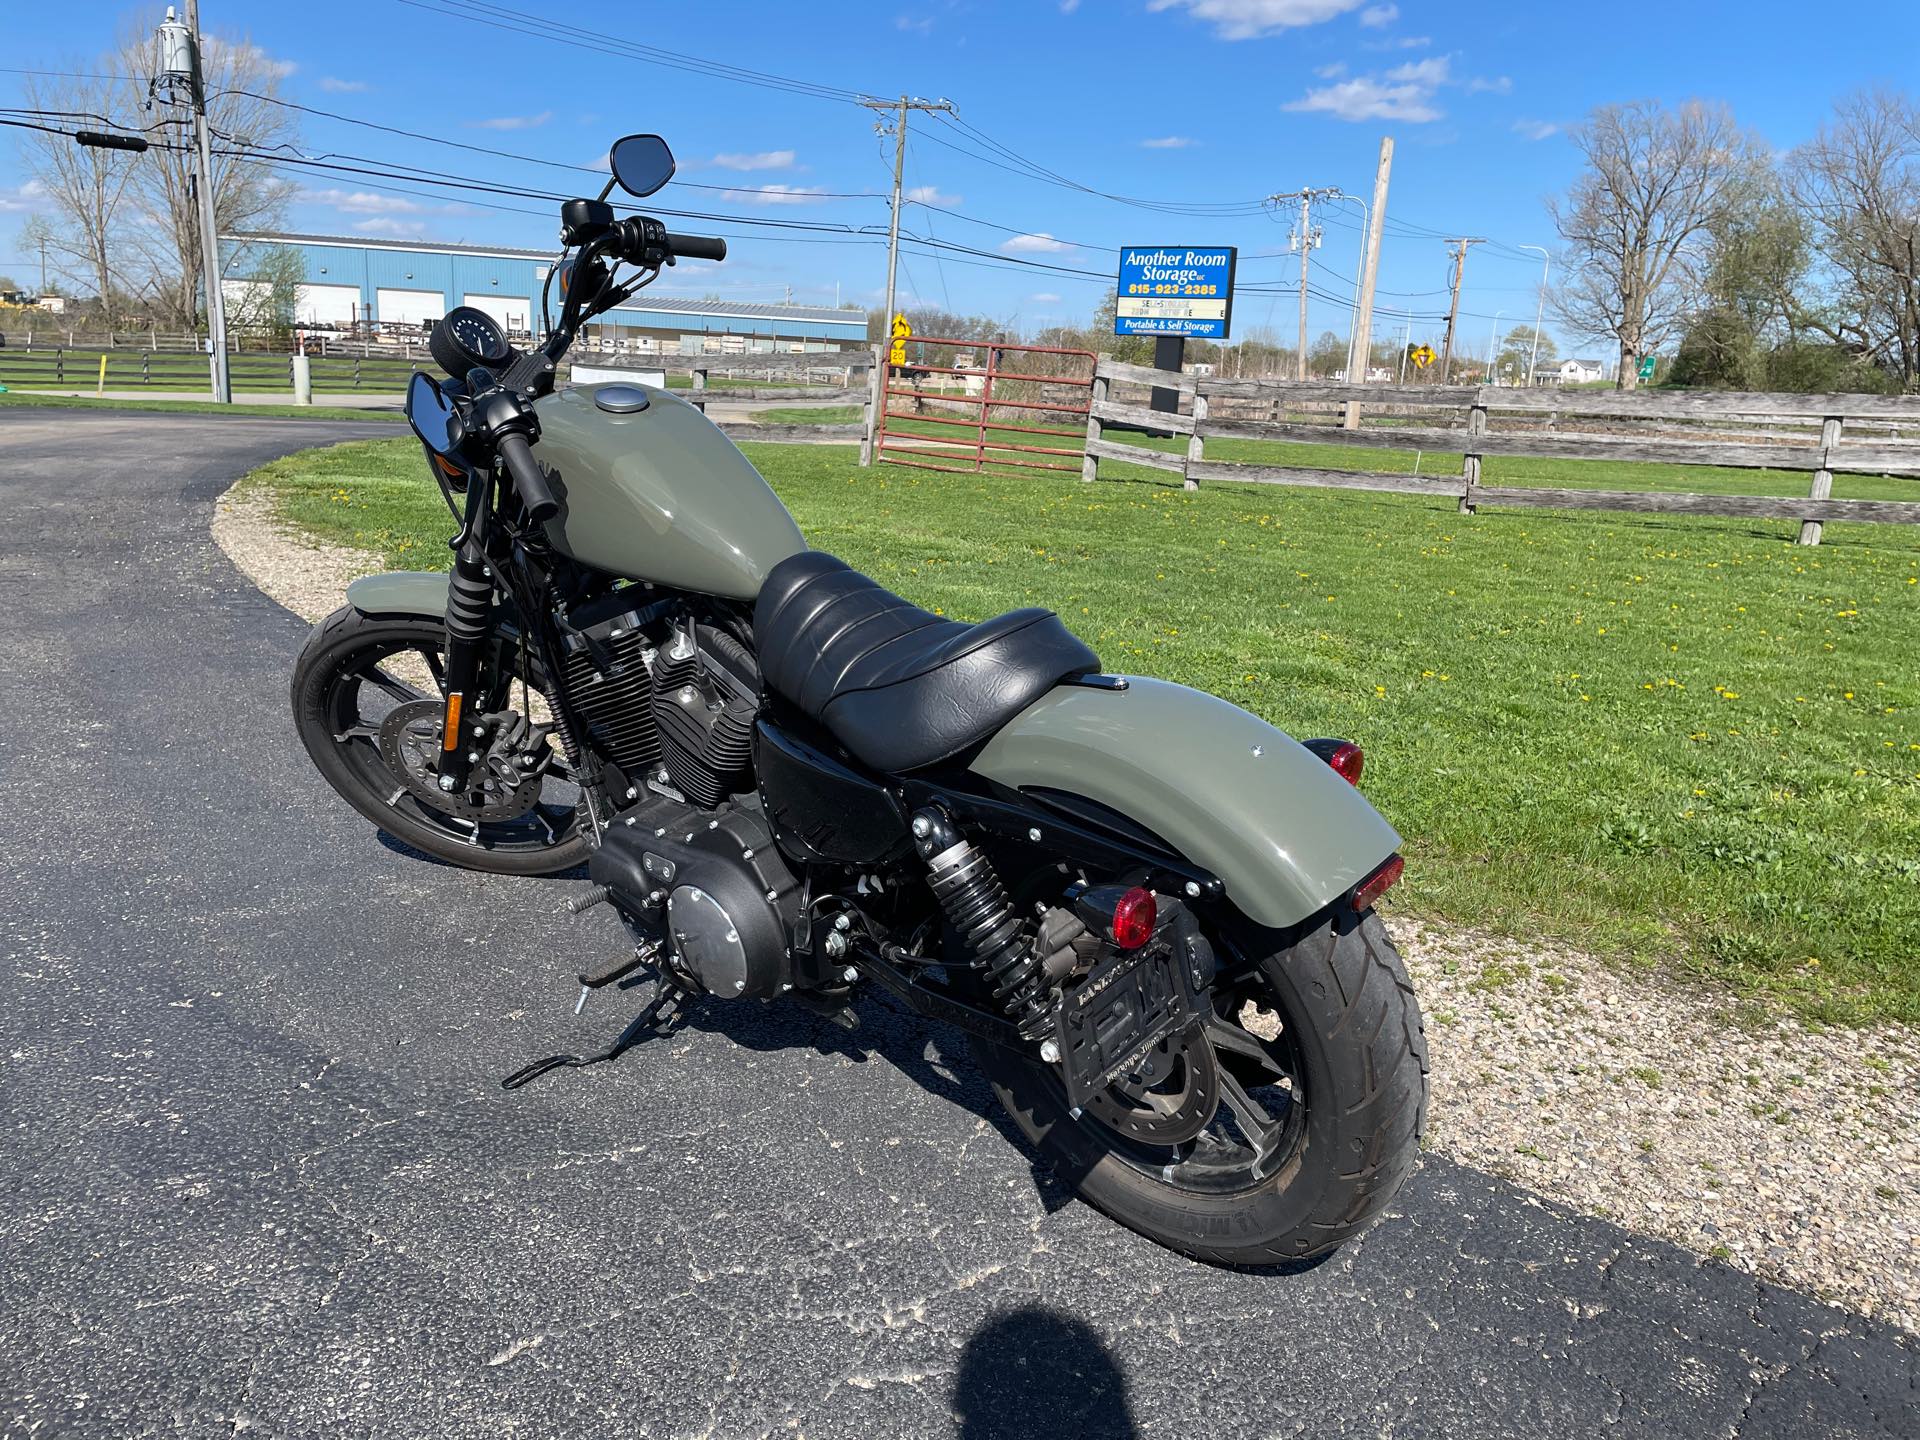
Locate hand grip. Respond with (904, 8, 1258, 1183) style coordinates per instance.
(497, 432, 560, 525)
(666, 231, 727, 262)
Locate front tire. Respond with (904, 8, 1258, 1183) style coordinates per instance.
(291, 605, 592, 876)
(973, 909, 1427, 1266)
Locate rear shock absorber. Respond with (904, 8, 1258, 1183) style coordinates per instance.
(910, 808, 1054, 1040)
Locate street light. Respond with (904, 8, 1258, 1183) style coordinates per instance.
(1332, 191, 1369, 380)
(1484, 311, 1505, 385)
(1517, 244, 1551, 388)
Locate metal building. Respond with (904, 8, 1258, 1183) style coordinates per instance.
(219, 232, 867, 354)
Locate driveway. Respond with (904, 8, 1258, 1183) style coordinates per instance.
(0, 407, 1911, 1438)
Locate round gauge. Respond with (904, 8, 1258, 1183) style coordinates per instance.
(430, 305, 515, 378)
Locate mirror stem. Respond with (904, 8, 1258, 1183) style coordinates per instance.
(596, 176, 616, 203)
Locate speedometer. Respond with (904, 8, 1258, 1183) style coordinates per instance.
(430, 305, 515, 379)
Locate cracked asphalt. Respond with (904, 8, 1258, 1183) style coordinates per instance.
(1, 408, 1913, 1438)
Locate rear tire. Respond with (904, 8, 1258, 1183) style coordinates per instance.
(973, 909, 1427, 1266)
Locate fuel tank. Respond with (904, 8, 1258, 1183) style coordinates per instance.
(532, 382, 805, 599)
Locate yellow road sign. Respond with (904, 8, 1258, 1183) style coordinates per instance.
(889, 313, 911, 366)
(1411, 344, 1436, 371)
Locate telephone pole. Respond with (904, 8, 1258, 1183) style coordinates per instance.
(862, 95, 953, 345)
(1266, 187, 1339, 379)
(157, 4, 230, 402)
(1439, 237, 1485, 383)
(1343, 137, 1394, 427)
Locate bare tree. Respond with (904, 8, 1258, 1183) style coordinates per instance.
(1788, 90, 1920, 392)
(120, 22, 299, 330)
(15, 69, 146, 308)
(1549, 100, 1766, 390)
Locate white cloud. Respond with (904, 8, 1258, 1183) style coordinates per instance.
(1060, 0, 1082, 10)
(353, 218, 428, 238)
(202, 36, 296, 80)
(1467, 75, 1513, 95)
(711, 150, 796, 172)
(469, 112, 552, 131)
(1147, 0, 1367, 41)
(1314, 61, 1348, 78)
(1140, 135, 1198, 148)
(1359, 3, 1397, 24)
(722, 184, 832, 205)
(0, 181, 44, 214)
(905, 184, 962, 205)
(1029, 292, 1063, 303)
(1282, 54, 1451, 122)
(896, 14, 934, 31)
(299, 188, 424, 216)
(318, 76, 368, 93)
(1513, 119, 1559, 141)
(1003, 232, 1075, 254)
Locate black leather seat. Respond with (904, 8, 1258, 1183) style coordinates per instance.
(754, 551, 1100, 773)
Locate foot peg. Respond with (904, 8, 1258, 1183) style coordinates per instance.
(791, 988, 862, 1031)
(574, 942, 660, 1015)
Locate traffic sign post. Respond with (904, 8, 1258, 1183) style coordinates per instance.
(1637, 354, 1657, 383)
(889, 313, 912, 367)
(1409, 343, 1436, 372)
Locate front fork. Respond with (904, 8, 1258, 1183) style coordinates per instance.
(434, 461, 497, 793)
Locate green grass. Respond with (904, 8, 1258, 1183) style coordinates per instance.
(0, 390, 402, 421)
(755, 405, 864, 425)
(240, 437, 1920, 1025)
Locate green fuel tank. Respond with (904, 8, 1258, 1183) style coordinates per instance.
(532, 382, 805, 599)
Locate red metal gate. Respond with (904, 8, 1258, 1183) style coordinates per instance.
(874, 335, 1096, 476)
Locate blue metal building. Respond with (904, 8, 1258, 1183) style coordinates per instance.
(220, 232, 867, 353)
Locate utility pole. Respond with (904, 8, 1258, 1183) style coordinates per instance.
(1439, 237, 1485, 383)
(157, 4, 230, 402)
(1268, 187, 1338, 380)
(1517, 243, 1550, 387)
(861, 94, 951, 457)
(1344, 136, 1393, 428)
(38, 234, 48, 295)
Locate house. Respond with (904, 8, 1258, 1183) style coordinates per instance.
(1548, 357, 1603, 385)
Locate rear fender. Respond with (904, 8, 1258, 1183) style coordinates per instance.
(967, 677, 1399, 930)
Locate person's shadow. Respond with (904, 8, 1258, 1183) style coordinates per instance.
(953, 1306, 1137, 1439)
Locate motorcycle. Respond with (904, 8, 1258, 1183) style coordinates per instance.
(290, 133, 1428, 1264)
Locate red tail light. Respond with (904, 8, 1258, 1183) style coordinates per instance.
(1326, 742, 1364, 786)
(1354, 855, 1404, 913)
(1111, 887, 1157, 949)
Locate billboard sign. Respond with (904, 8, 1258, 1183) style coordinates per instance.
(1114, 246, 1236, 340)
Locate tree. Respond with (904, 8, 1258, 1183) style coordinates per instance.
(222, 241, 304, 337)
(118, 24, 299, 330)
(1307, 328, 1348, 378)
(1495, 324, 1557, 383)
(1549, 100, 1767, 390)
(15, 69, 145, 307)
(1787, 89, 1920, 392)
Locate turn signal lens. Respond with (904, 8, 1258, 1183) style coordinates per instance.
(1112, 887, 1157, 949)
(1354, 855, 1404, 913)
(1327, 742, 1365, 786)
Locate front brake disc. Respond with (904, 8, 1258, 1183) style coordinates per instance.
(378, 698, 542, 822)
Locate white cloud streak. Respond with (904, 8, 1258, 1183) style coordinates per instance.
(1146, 0, 1367, 41)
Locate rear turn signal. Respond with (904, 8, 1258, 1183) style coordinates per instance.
(1111, 887, 1157, 949)
(1354, 855, 1404, 913)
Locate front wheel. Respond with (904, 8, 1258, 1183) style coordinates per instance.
(291, 605, 592, 875)
(972, 909, 1427, 1266)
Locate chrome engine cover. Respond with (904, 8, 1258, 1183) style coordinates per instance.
(666, 882, 753, 996)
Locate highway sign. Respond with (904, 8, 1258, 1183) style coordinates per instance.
(1637, 354, 1657, 382)
(1410, 344, 1436, 370)
(889, 313, 911, 367)
(1115, 246, 1236, 340)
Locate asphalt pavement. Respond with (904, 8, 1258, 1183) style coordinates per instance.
(0, 407, 1912, 1438)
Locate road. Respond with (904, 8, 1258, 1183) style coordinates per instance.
(0, 407, 1911, 1439)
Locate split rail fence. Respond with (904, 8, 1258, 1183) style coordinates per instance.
(582, 349, 877, 447)
(1082, 357, 1920, 545)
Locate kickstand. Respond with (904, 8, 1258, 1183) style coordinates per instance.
(501, 982, 684, 1090)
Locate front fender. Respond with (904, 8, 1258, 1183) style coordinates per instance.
(967, 677, 1399, 930)
(344, 570, 450, 621)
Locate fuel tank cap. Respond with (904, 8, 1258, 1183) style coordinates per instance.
(592, 384, 651, 414)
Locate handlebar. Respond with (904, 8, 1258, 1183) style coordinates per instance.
(665, 231, 727, 262)
(497, 431, 559, 525)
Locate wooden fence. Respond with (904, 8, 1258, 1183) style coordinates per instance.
(576, 347, 878, 450)
(1082, 357, 1920, 545)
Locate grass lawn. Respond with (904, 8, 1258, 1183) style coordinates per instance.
(0, 391, 403, 421)
(241, 437, 1920, 1025)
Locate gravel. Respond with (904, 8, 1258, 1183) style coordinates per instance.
(214, 478, 1920, 1336)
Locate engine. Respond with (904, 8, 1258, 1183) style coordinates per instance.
(587, 793, 800, 998)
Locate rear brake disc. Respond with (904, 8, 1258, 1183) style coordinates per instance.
(1082, 1021, 1221, 1146)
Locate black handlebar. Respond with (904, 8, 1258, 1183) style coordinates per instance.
(497, 431, 559, 525)
(665, 231, 727, 262)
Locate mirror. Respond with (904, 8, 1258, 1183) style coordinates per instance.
(406, 370, 457, 455)
(608, 134, 675, 198)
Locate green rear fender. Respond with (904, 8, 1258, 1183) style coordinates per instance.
(344, 570, 450, 620)
(967, 677, 1400, 931)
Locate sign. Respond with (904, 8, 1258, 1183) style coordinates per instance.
(1637, 354, 1657, 382)
(1410, 344, 1435, 370)
(888, 313, 911, 367)
(1114, 246, 1236, 340)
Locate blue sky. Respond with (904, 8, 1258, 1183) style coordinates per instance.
(6, 0, 1918, 355)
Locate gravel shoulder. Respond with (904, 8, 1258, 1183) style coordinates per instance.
(214, 474, 1920, 1337)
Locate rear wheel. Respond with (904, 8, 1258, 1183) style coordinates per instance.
(291, 606, 591, 875)
(972, 908, 1427, 1266)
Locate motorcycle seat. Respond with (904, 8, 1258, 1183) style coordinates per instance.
(754, 551, 1100, 773)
